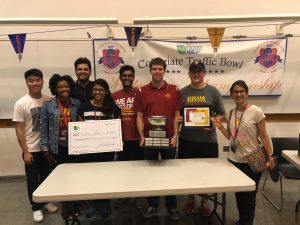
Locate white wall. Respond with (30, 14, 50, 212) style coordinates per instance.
(1, 0, 300, 176)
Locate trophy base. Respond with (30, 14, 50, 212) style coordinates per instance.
(144, 137, 170, 147)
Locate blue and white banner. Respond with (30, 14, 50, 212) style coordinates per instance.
(93, 38, 287, 96)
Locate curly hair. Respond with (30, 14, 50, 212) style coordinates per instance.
(48, 74, 75, 96)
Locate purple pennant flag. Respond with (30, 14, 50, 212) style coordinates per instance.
(124, 27, 142, 50)
(8, 33, 26, 55)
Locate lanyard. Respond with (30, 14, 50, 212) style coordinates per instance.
(93, 106, 100, 120)
(92, 100, 101, 120)
(233, 103, 247, 140)
(57, 98, 70, 126)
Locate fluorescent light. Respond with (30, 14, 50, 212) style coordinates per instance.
(0, 18, 118, 25)
(134, 14, 300, 24)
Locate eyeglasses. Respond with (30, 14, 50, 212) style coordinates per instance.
(93, 88, 106, 92)
(233, 90, 246, 94)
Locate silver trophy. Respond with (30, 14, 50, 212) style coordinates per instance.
(145, 116, 169, 147)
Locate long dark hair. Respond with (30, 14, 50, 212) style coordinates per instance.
(93, 79, 117, 116)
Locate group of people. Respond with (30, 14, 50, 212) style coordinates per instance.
(13, 56, 275, 225)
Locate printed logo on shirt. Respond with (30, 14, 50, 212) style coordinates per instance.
(187, 95, 207, 103)
(165, 93, 172, 99)
(30, 107, 41, 132)
(115, 97, 135, 110)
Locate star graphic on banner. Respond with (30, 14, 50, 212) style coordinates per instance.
(215, 70, 218, 73)
(172, 70, 176, 73)
(220, 70, 224, 73)
(209, 70, 213, 73)
(177, 70, 181, 73)
(166, 70, 170, 73)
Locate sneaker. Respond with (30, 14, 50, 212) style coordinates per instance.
(168, 208, 180, 221)
(33, 210, 44, 222)
(183, 197, 195, 214)
(43, 202, 59, 213)
(143, 206, 155, 218)
(200, 198, 211, 217)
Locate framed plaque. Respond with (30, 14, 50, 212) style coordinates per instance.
(182, 105, 213, 128)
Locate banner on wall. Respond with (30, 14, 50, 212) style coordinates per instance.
(124, 27, 143, 54)
(93, 38, 287, 96)
(8, 33, 27, 61)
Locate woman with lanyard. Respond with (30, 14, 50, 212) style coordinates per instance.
(211, 80, 275, 225)
(77, 78, 120, 218)
(40, 74, 81, 219)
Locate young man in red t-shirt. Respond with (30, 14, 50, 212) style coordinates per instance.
(112, 65, 144, 161)
(134, 57, 182, 221)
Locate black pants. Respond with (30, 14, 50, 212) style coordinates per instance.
(24, 152, 52, 211)
(229, 159, 262, 225)
(144, 147, 177, 209)
(117, 140, 145, 161)
(178, 138, 219, 159)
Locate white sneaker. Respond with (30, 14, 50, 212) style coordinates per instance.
(43, 202, 59, 213)
(33, 210, 44, 222)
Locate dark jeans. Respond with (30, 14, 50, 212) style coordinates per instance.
(24, 151, 52, 211)
(144, 147, 177, 210)
(229, 159, 262, 225)
(117, 140, 145, 161)
(178, 139, 219, 159)
(78, 152, 115, 163)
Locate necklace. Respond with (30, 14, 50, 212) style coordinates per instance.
(92, 99, 102, 120)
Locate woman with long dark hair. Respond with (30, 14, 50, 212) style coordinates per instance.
(78, 78, 120, 218)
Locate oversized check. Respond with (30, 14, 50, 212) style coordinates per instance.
(68, 119, 123, 155)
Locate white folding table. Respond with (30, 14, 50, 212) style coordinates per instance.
(33, 158, 255, 224)
(282, 150, 300, 212)
(282, 150, 300, 170)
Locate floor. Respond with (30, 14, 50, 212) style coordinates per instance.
(0, 173, 299, 225)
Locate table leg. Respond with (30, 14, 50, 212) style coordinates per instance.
(207, 193, 226, 225)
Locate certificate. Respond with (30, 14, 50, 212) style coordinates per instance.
(68, 119, 123, 155)
(183, 105, 212, 127)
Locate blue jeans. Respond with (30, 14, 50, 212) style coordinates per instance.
(144, 147, 177, 210)
(24, 152, 52, 211)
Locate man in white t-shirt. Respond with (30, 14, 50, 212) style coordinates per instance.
(13, 68, 58, 223)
